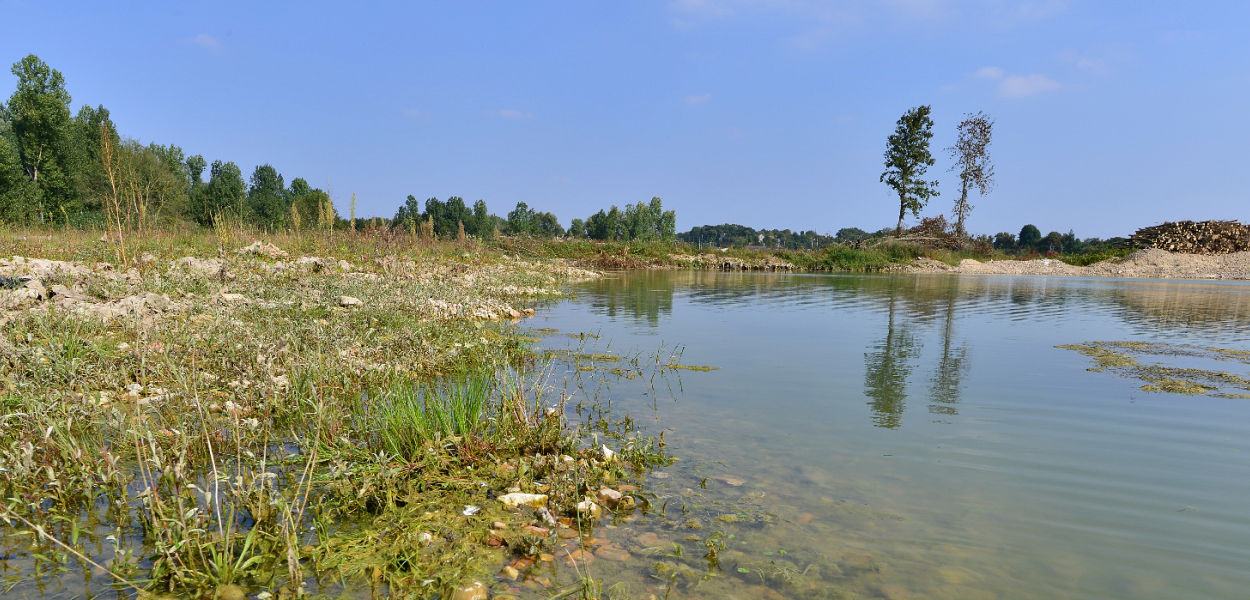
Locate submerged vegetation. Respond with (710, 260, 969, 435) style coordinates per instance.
(1059, 341, 1250, 398)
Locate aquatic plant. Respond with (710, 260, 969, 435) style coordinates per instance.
(1059, 341, 1250, 397)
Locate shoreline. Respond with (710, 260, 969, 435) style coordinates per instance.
(893, 248, 1250, 281)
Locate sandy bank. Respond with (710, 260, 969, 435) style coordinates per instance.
(897, 248, 1250, 280)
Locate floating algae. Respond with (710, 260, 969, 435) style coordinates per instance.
(1059, 342, 1250, 397)
(666, 364, 721, 372)
(1055, 343, 1140, 371)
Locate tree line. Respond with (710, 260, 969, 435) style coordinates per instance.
(0, 54, 350, 232)
(677, 224, 835, 250)
(2, 53, 1116, 255)
(388, 195, 678, 242)
(1, 53, 681, 243)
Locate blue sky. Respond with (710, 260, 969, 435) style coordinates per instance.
(3, 1, 1247, 238)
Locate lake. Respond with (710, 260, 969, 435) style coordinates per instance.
(529, 270, 1250, 600)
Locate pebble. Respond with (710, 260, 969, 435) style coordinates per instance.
(215, 584, 246, 600)
(450, 581, 488, 600)
(562, 548, 595, 567)
(576, 497, 601, 518)
(633, 532, 668, 548)
(594, 546, 632, 561)
(596, 487, 622, 508)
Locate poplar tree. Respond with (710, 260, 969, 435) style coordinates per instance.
(881, 106, 939, 236)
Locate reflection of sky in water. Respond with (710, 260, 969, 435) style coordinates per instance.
(533, 272, 1250, 600)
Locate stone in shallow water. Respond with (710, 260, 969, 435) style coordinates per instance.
(576, 497, 601, 518)
(562, 548, 595, 567)
(595, 546, 632, 561)
(633, 532, 668, 548)
(597, 487, 622, 508)
(214, 584, 246, 600)
(450, 581, 488, 600)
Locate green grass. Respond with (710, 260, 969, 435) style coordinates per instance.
(778, 242, 926, 271)
(374, 370, 493, 458)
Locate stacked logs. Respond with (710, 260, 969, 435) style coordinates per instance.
(1127, 220, 1250, 254)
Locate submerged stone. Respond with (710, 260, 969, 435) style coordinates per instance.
(450, 581, 488, 600)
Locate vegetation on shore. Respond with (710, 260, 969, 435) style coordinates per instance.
(0, 227, 678, 600)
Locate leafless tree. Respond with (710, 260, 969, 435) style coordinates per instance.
(946, 112, 995, 238)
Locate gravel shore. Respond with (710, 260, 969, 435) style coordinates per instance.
(898, 248, 1250, 281)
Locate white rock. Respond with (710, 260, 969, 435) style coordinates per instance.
(596, 487, 622, 509)
(450, 581, 488, 600)
(23, 279, 46, 300)
(576, 497, 602, 518)
(497, 492, 549, 509)
(338, 295, 362, 307)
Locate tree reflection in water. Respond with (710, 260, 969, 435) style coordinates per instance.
(864, 291, 921, 429)
(928, 290, 969, 420)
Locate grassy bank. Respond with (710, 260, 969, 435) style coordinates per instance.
(0, 226, 673, 600)
(490, 235, 1007, 272)
(489, 235, 1137, 273)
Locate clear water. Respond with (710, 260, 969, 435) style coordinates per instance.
(527, 271, 1250, 600)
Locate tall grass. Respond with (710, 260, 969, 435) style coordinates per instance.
(375, 371, 493, 458)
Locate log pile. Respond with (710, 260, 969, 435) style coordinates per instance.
(1127, 220, 1250, 255)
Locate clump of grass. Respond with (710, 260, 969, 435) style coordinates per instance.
(373, 370, 494, 458)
